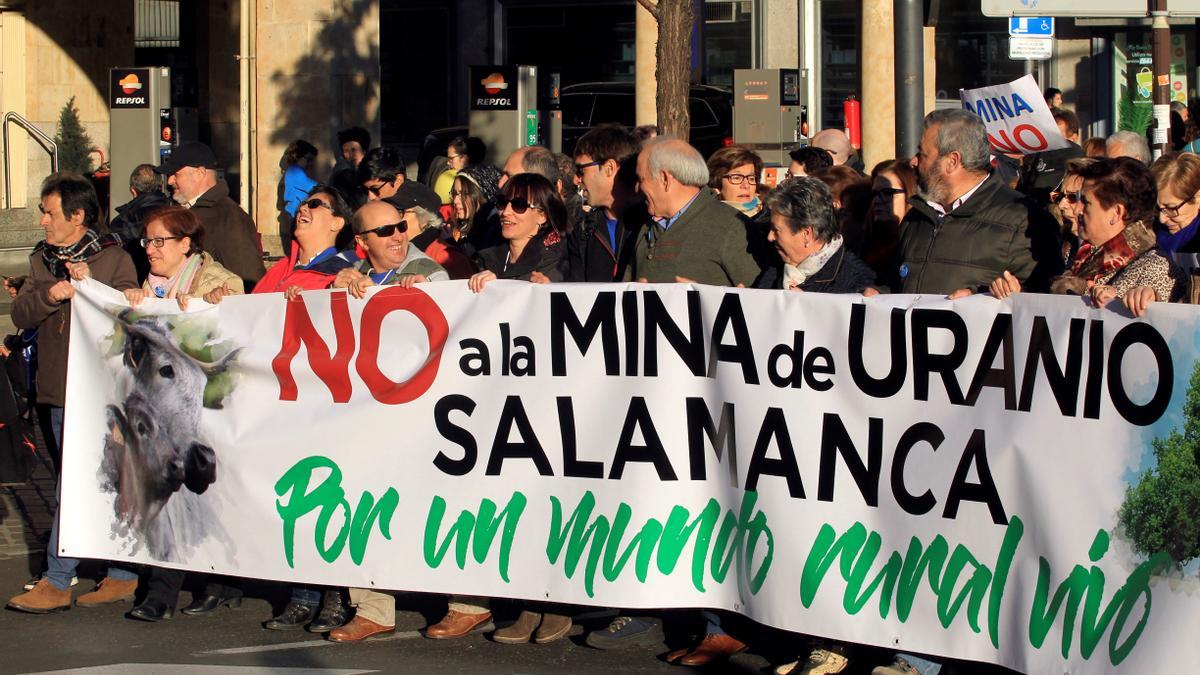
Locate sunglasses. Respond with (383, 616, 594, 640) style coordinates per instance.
(140, 236, 182, 249)
(872, 187, 906, 200)
(574, 160, 602, 176)
(357, 222, 408, 238)
(1050, 191, 1081, 205)
(302, 198, 333, 211)
(496, 195, 543, 214)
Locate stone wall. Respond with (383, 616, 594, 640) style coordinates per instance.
(20, 3, 134, 207)
(254, 0, 380, 255)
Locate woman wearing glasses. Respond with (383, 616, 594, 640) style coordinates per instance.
(466, 173, 569, 293)
(991, 157, 1184, 316)
(707, 145, 777, 280)
(214, 185, 356, 300)
(862, 160, 916, 278)
(1047, 157, 1097, 267)
(121, 206, 244, 309)
(1150, 153, 1200, 259)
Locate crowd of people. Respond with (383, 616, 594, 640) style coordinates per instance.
(2, 94, 1199, 675)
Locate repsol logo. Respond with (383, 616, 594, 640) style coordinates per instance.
(115, 96, 147, 105)
(476, 97, 512, 106)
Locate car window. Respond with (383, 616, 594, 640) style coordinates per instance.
(689, 98, 718, 128)
(562, 93, 593, 127)
(591, 94, 635, 127)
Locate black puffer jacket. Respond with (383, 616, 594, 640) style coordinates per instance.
(754, 245, 876, 293)
(567, 201, 646, 282)
(889, 173, 1062, 294)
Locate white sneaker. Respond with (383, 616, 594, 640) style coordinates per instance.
(777, 648, 850, 675)
(22, 575, 77, 591)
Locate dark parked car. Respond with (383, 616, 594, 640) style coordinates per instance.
(416, 82, 733, 182)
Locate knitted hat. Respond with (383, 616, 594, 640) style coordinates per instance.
(456, 163, 502, 206)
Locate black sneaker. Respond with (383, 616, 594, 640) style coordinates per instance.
(585, 616, 664, 649)
(264, 601, 318, 630)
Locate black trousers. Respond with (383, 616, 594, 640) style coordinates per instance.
(144, 566, 242, 605)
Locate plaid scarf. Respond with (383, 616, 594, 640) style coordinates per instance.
(1051, 221, 1156, 295)
(39, 229, 121, 279)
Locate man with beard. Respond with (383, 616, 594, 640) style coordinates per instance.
(888, 109, 1061, 295)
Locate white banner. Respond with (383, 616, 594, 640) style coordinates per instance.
(960, 74, 1071, 155)
(60, 278, 1200, 674)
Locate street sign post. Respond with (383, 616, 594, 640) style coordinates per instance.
(1008, 17, 1054, 36)
(983, 0, 1200, 17)
(1009, 36, 1054, 60)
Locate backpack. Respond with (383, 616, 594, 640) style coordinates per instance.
(0, 331, 38, 485)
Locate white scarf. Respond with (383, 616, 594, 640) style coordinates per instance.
(782, 235, 843, 290)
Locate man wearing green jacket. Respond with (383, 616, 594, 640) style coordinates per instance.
(625, 138, 761, 287)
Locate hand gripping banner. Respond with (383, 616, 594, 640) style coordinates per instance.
(60, 278, 1200, 673)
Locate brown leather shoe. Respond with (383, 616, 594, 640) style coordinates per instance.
(7, 578, 71, 614)
(493, 610, 540, 644)
(679, 633, 747, 666)
(75, 577, 138, 607)
(328, 615, 395, 642)
(534, 613, 572, 644)
(425, 610, 492, 639)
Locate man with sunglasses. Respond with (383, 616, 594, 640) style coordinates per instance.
(569, 124, 647, 282)
(154, 142, 265, 291)
(331, 200, 448, 301)
(358, 147, 442, 215)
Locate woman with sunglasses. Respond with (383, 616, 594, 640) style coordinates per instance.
(211, 186, 356, 303)
(1151, 152, 1200, 259)
(466, 173, 569, 293)
(862, 159, 916, 278)
(990, 157, 1184, 317)
(121, 205, 244, 311)
(1046, 157, 1097, 267)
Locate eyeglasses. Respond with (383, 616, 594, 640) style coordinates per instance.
(1051, 190, 1082, 205)
(140, 236, 182, 248)
(496, 195, 543, 214)
(302, 198, 333, 211)
(1158, 196, 1195, 217)
(357, 222, 408, 238)
(574, 160, 602, 176)
(872, 187, 906, 201)
(721, 173, 758, 185)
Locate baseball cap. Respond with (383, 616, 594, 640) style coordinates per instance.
(155, 142, 218, 175)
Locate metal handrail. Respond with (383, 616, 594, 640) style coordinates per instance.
(3, 111, 58, 208)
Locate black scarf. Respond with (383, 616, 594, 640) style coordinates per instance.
(40, 229, 121, 279)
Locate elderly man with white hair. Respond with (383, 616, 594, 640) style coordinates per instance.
(624, 137, 761, 286)
(1105, 130, 1152, 165)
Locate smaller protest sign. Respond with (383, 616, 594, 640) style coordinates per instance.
(960, 74, 1071, 155)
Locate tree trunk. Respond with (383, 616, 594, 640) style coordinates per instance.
(640, 0, 692, 142)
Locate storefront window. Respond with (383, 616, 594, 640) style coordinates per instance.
(933, 0, 1024, 100)
(704, 1, 754, 88)
(820, 0, 860, 130)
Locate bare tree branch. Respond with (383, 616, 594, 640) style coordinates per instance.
(636, 0, 661, 21)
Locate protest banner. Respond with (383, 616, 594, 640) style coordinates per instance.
(960, 74, 1071, 154)
(59, 278, 1200, 673)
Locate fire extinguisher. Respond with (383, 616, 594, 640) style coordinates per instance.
(844, 95, 862, 151)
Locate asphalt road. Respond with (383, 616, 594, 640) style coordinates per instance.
(0, 554, 793, 675)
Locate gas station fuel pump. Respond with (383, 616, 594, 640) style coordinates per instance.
(108, 66, 173, 220)
(732, 68, 806, 187)
(468, 65, 540, 166)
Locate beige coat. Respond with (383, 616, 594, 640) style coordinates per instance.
(141, 252, 245, 297)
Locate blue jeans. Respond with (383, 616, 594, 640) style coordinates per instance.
(896, 653, 942, 675)
(44, 406, 138, 591)
(291, 586, 322, 606)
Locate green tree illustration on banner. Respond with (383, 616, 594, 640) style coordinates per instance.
(1119, 360, 1200, 568)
